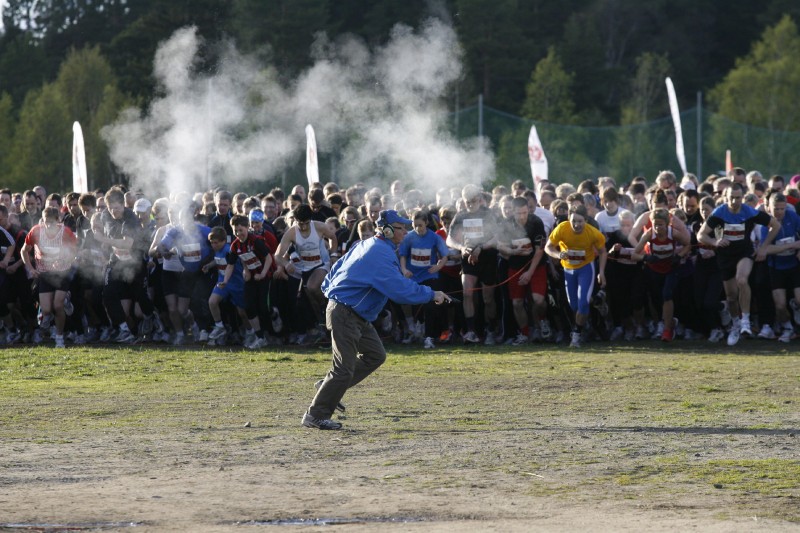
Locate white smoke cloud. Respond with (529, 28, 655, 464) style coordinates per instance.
(102, 19, 495, 199)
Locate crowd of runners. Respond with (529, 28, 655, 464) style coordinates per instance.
(2, 166, 800, 349)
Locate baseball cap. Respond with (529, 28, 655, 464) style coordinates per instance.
(376, 210, 411, 227)
(790, 175, 800, 187)
(133, 198, 152, 213)
(249, 209, 265, 223)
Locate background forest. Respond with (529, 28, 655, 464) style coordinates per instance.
(2, 0, 800, 194)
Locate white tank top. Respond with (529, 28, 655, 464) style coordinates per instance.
(161, 224, 184, 272)
(294, 222, 325, 272)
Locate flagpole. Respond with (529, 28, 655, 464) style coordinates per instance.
(696, 91, 702, 178)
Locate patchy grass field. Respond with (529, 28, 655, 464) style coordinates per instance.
(0, 341, 798, 531)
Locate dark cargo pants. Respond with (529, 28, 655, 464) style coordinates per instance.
(308, 300, 386, 420)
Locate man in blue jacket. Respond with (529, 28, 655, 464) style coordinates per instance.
(302, 210, 451, 430)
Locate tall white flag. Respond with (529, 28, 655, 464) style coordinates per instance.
(528, 125, 548, 189)
(305, 124, 320, 188)
(72, 121, 88, 193)
(665, 77, 687, 176)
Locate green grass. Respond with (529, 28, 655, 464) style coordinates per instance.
(1, 341, 799, 522)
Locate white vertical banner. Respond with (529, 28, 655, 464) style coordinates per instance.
(72, 121, 88, 193)
(527, 125, 548, 189)
(665, 77, 687, 176)
(305, 124, 320, 188)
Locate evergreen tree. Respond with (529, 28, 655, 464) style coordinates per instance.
(8, 83, 71, 193)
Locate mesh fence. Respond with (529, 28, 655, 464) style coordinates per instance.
(452, 105, 800, 186)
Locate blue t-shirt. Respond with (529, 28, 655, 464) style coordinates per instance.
(761, 210, 800, 271)
(213, 243, 244, 289)
(160, 223, 212, 273)
(398, 230, 450, 283)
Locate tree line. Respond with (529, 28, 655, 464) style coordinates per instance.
(2, 0, 800, 192)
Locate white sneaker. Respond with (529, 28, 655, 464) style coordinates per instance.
(484, 331, 496, 346)
(539, 320, 551, 339)
(209, 325, 226, 340)
(402, 331, 415, 344)
(463, 331, 480, 343)
(779, 327, 794, 343)
(423, 337, 435, 349)
(652, 321, 665, 340)
(634, 325, 646, 340)
(719, 301, 732, 327)
(610, 326, 624, 341)
(727, 322, 741, 346)
(99, 327, 112, 342)
(172, 331, 185, 346)
(380, 310, 392, 332)
(740, 318, 753, 337)
(511, 333, 528, 346)
(708, 328, 725, 343)
(198, 329, 209, 342)
(247, 336, 267, 349)
(757, 324, 776, 340)
(32, 329, 44, 344)
(569, 331, 581, 348)
(54, 335, 65, 348)
(63, 294, 74, 316)
(791, 299, 800, 325)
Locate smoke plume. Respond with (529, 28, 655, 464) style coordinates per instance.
(102, 19, 495, 198)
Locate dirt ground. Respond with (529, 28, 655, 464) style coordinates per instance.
(1, 347, 798, 532)
(3, 426, 797, 532)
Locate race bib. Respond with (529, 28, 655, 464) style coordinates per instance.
(512, 237, 533, 254)
(651, 242, 673, 259)
(566, 248, 585, 266)
(463, 218, 484, 241)
(410, 247, 432, 267)
(238, 251, 262, 271)
(181, 242, 201, 262)
(777, 236, 796, 257)
(723, 223, 745, 242)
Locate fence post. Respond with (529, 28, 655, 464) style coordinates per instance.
(478, 94, 484, 138)
(697, 91, 702, 178)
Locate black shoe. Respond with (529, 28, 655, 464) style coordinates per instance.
(301, 413, 342, 430)
(314, 379, 346, 413)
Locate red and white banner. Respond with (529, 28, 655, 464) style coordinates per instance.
(528, 125, 548, 189)
(305, 124, 319, 188)
(665, 77, 687, 176)
(72, 121, 88, 193)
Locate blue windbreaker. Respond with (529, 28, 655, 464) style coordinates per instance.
(322, 236, 435, 322)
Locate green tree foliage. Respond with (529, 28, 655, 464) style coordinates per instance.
(231, 0, 329, 75)
(0, 30, 49, 109)
(610, 52, 672, 179)
(520, 47, 577, 124)
(54, 46, 130, 188)
(454, 0, 533, 111)
(0, 93, 16, 177)
(107, 0, 231, 99)
(708, 15, 800, 172)
(8, 84, 71, 193)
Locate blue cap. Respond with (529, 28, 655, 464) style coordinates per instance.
(249, 209, 265, 223)
(376, 210, 411, 227)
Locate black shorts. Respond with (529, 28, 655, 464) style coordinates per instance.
(717, 252, 752, 281)
(461, 250, 497, 286)
(177, 270, 202, 299)
(161, 270, 182, 297)
(770, 267, 800, 292)
(37, 270, 72, 294)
